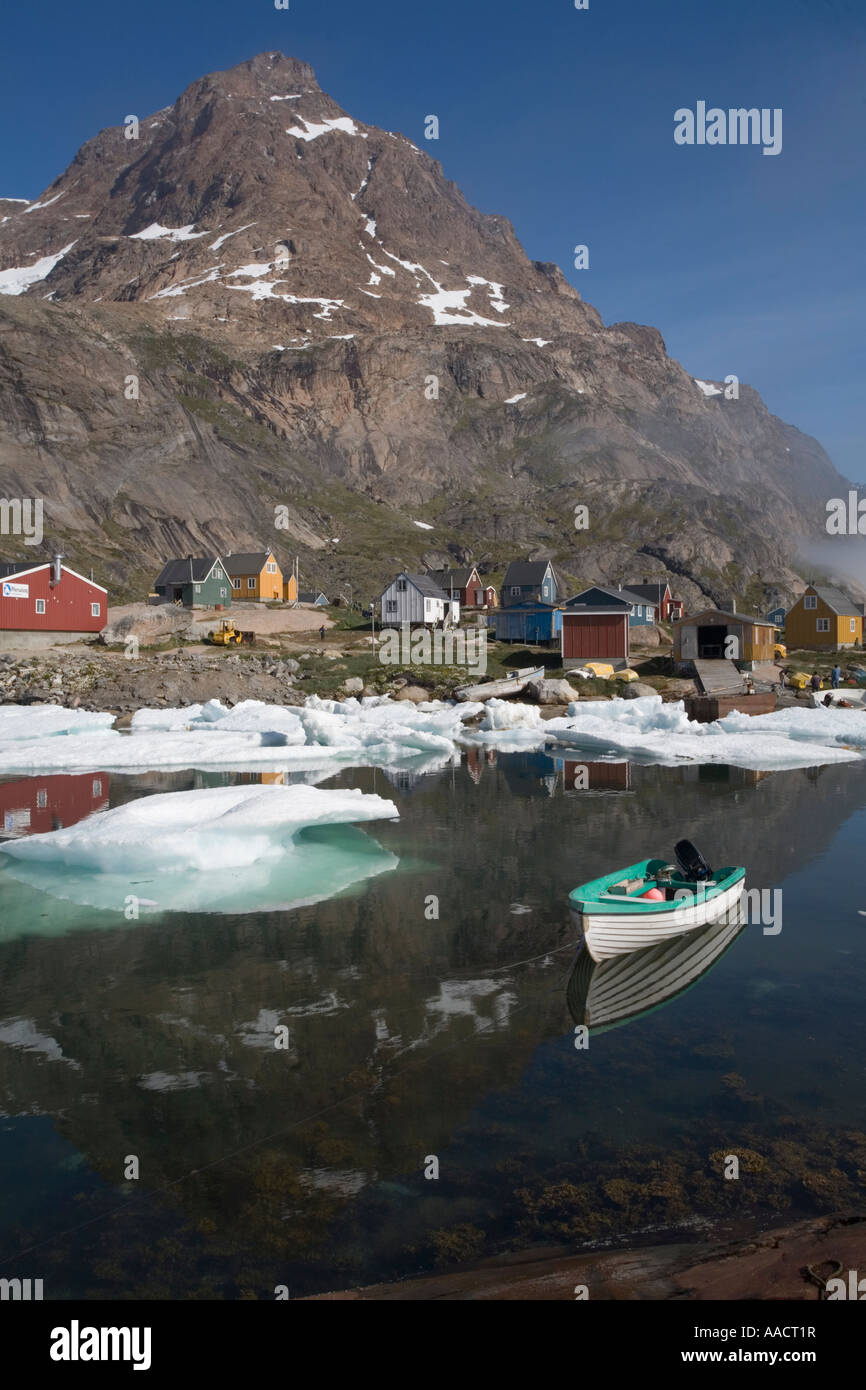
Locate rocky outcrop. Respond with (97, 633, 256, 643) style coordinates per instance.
(0, 52, 851, 610)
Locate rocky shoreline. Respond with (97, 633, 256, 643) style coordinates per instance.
(305, 1212, 866, 1300)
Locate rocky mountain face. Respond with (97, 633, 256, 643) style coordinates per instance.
(0, 51, 850, 607)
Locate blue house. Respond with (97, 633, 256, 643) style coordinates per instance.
(491, 601, 562, 644)
(501, 560, 560, 608)
(611, 586, 657, 627)
(766, 606, 786, 628)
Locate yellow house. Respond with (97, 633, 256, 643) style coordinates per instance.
(785, 584, 863, 650)
(282, 572, 298, 603)
(223, 550, 283, 602)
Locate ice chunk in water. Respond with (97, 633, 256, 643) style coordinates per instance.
(0, 783, 400, 918)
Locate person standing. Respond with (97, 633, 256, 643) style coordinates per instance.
(831, 664, 842, 689)
(319, 625, 326, 641)
(810, 671, 821, 691)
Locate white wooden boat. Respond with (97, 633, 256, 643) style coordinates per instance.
(455, 667, 544, 702)
(567, 840, 746, 962)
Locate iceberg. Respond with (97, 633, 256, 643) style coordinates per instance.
(0, 783, 400, 918)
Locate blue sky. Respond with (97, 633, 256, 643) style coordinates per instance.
(2, 0, 863, 478)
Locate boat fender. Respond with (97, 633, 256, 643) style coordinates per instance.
(640, 887, 665, 901)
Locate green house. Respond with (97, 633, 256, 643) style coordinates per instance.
(153, 555, 231, 608)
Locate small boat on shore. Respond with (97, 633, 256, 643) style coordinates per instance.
(455, 667, 544, 702)
(568, 839, 745, 962)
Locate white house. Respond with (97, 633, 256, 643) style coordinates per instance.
(378, 572, 460, 627)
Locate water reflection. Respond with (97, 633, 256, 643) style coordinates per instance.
(567, 903, 746, 1035)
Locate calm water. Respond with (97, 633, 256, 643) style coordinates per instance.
(0, 752, 865, 1298)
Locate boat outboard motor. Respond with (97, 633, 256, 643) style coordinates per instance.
(675, 839, 713, 882)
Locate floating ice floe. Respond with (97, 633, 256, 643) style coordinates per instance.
(0, 705, 114, 740)
(0, 694, 862, 778)
(543, 696, 864, 769)
(0, 783, 399, 917)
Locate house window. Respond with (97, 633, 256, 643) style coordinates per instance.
(816, 618, 830, 632)
(396, 579, 407, 592)
(851, 619, 857, 633)
(36, 789, 47, 809)
(232, 577, 241, 589)
(804, 595, 817, 609)
(219, 588, 227, 598)
(91, 602, 100, 617)
(92, 779, 102, 797)
(194, 584, 201, 593)
(510, 586, 521, 596)
(35, 599, 46, 614)
(247, 577, 256, 589)
(386, 600, 397, 613)
(266, 562, 276, 573)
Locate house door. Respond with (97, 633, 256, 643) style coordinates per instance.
(697, 624, 726, 658)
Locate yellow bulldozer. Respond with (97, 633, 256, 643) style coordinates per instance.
(208, 618, 256, 647)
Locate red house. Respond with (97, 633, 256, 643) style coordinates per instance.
(0, 772, 110, 838)
(0, 557, 107, 647)
(427, 566, 495, 608)
(626, 579, 681, 622)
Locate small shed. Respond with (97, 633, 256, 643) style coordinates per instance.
(673, 607, 775, 668)
(561, 587, 630, 668)
(765, 606, 787, 629)
(491, 600, 562, 645)
(298, 590, 328, 607)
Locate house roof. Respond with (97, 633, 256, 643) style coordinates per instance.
(610, 585, 656, 608)
(808, 584, 861, 617)
(155, 556, 222, 586)
(427, 567, 477, 590)
(503, 560, 553, 586)
(497, 600, 561, 612)
(626, 581, 671, 605)
(380, 572, 451, 602)
(565, 586, 631, 611)
(222, 551, 276, 576)
(0, 561, 107, 592)
(677, 607, 771, 628)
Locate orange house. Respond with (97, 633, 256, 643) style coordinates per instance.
(785, 584, 863, 650)
(223, 550, 284, 602)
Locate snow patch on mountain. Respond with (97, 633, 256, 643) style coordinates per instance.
(287, 115, 360, 141)
(0, 241, 77, 296)
(130, 222, 208, 243)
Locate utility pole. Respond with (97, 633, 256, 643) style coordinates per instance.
(371, 599, 376, 655)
